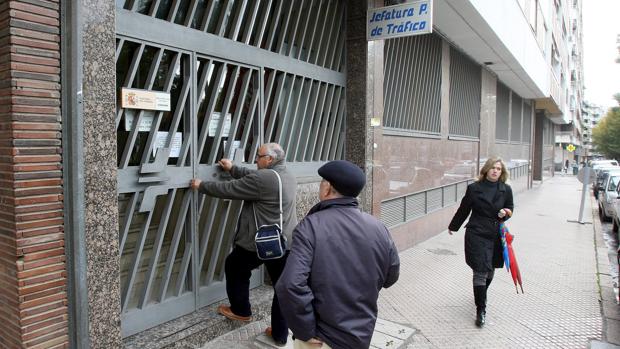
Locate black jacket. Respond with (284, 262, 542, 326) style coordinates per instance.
(275, 197, 400, 349)
(448, 180, 514, 271)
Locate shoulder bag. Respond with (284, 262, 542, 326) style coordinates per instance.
(254, 169, 287, 260)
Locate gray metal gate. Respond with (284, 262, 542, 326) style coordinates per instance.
(115, 0, 346, 337)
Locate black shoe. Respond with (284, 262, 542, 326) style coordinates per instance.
(475, 308, 486, 327)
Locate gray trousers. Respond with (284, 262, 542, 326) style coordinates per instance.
(473, 269, 495, 286)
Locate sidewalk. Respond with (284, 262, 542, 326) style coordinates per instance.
(202, 175, 618, 349)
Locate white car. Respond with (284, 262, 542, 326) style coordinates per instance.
(593, 166, 620, 199)
(599, 174, 620, 221)
(591, 159, 619, 167)
(611, 180, 620, 232)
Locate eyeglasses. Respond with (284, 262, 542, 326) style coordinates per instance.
(255, 153, 270, 159)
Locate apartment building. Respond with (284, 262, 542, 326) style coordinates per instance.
(582, 101, 605, 157)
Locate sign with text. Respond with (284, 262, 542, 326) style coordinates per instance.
(124, 109, 154, 132)
(154, 131, 182, 158)
(121, 88, 171, 111)
(367, 0, 433, 41)
(208, 112, 232, 137)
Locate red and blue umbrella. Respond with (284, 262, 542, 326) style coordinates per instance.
(499, 222, 524, 294)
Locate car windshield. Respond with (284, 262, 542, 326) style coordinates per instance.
(610, 176, 620, 192)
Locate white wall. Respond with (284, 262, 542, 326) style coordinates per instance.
(468, 0, 549, 97)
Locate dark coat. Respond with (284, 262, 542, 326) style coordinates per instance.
(275, 198, 400, 349)
(448, 180, 514, 271)
(198, 161, 298, 252)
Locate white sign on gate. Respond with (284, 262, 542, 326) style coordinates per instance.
(208, 112, 232, 137)
(124, 109, 154, 132)
(154, 131, 182, 158)
(367, 0, 433, 41)
(121, 88, 171, 111)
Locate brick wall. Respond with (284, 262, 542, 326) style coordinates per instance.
(0, 1, 68, 348)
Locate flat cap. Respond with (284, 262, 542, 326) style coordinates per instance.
(318, 160, 366, 197)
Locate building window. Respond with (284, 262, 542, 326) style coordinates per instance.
(522, 102, 532, 143)
(511, 93, 523, 143)
(383, 34, 442, 134)
(449, 47, 481, 138)
(496, 82, 510, 141)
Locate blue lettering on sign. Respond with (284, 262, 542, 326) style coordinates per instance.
(385, 21, 427, 35)
(419, 4, 428, 15)
(370, 7, 417, 23)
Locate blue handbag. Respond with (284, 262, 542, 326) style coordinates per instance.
(254, 170, 287, 260)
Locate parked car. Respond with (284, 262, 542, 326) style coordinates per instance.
(598, 173, 620, 221)
(611, 183, 620, 232)
(594, 166, 620, 199)
(590, 159, 619, 167)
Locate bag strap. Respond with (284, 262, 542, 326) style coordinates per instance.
(252, 169, 283, 230)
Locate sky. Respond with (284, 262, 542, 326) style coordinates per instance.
(582, 0, 620, 110)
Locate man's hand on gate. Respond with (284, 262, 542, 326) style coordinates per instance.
(190, 178, 202, 190)
(218, 158, 233, 172)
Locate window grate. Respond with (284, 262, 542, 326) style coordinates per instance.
(381, 180, 470, 227)
(522, 102, 532, 144)
(496, 82, 510, 141)
(449, 47, 481, 138)
(383, 34, 442, 133)
(510, 94, 523, 142)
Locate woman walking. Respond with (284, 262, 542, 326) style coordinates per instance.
(448, 157, 514, 327)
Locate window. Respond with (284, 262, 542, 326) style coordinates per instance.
(449, 47, 481, 138)
(496, 82, 510, 141)
(384, 34, 442, 134)
(522, 102, 532, 143)
(511, 94, 523, 142)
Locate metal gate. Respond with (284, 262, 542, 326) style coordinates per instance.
(115, 0, 346, 337)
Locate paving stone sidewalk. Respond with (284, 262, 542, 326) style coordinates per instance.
(202, 176, 618, 348)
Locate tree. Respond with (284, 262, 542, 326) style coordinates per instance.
(592, 97, 620, 159)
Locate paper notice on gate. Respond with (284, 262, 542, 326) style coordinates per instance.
(223, 140, 243, 160)
(153, 131, 182, 158)
(124, 110, 154, 132)
(208, 112, 231, 137)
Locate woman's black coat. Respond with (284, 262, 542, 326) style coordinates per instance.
(448, 180, 514, 272)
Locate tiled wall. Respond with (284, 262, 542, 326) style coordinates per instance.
(0, 1, 68, 348)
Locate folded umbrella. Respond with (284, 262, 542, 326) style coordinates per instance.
(499, 222, 524, 294)
(499, 222, 510, 272)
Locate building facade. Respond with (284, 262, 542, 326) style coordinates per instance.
(582, 101, 605, 158)
(0, 0, 583, 348)
(549, 0, 587, 166)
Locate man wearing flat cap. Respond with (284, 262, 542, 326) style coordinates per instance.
(276, 160, 400, 349)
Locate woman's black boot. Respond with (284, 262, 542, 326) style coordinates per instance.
(475, 307, 486, 327)
(473, 285, 487, 327)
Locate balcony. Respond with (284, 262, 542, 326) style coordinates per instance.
(536, 69, 568, 123)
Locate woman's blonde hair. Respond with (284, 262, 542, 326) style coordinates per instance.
(477, 157, 509, 183)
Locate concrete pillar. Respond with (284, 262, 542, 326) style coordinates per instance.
(346, 0, 384, 213)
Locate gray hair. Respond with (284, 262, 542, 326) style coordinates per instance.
(263, 143, 286, 162)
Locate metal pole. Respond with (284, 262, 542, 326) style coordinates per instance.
(577, 165, 591, 223)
